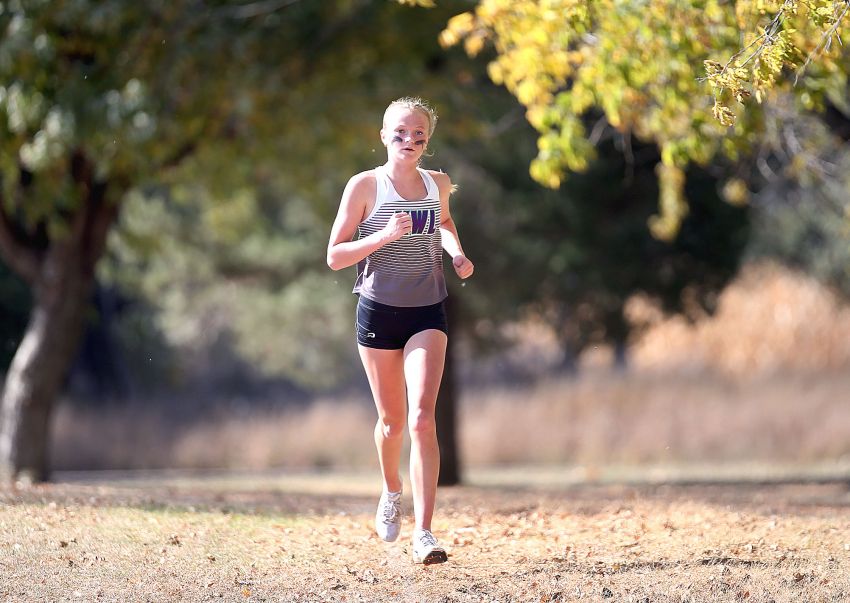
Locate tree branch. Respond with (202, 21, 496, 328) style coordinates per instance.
(218, 0, 304, 19)
(68, 150, 124, 276)
(81, 189, 121, 277)
(0, 183, 41, 285)
(702, 0, 850, 88)
(794, 1, 850, 85)
(160, 140, 199, 171)
(698, 2, 790, 84)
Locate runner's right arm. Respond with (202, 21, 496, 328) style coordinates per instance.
(327, 173, 412, 270)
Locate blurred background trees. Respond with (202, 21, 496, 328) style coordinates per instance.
(1, 0, 850, 483)
(0, 0, 410, 480)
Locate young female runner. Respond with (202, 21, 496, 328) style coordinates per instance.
(326, 97, 474, 564)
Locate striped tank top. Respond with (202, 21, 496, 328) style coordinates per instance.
(352, 165, 447, 307)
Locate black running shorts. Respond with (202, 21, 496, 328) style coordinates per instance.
(356, 295, 448, 350)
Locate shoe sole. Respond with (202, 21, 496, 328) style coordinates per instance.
(413, 548, 448, 565)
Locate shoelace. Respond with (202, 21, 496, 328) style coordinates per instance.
(381, 495, 400, 523)
(416, 530, 438, 547)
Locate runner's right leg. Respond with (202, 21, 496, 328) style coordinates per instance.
(359, 345, 407, 540)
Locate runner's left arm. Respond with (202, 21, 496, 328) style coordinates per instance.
(432, 171, 474, 280)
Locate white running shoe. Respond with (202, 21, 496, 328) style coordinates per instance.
(375, 489, 402, 542)
(411, 529, 448, 565)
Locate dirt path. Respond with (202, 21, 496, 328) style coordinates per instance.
(1, 471, 849, 601)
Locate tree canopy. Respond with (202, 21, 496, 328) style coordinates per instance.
(437, 0, 850, 239)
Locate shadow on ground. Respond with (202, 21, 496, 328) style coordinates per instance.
(3, 467, 849, 519)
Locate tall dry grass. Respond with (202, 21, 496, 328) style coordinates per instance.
(628, 261, 850, 376)
(468, 261, 850, 467)
(50, 261, 850, 472)
(458, 371, 850, 467)
(50, 398, 376, 471)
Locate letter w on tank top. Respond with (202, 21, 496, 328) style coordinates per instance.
(408, 209, 437, 235)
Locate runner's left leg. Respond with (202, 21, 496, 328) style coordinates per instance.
(403, 329, 447, 532)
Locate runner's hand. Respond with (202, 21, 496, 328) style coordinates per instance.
(452, 255, 474, 279)
(383, 212, 412, 242)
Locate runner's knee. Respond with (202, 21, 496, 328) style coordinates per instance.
(377, 415, 405, 439)
(407, 408, 436, 437)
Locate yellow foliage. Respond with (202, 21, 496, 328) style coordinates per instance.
(436, 0, 850, 239)
(464, 34, 486, 56)
(394, 0, 436, 7)
(649, 159, 688, 241)
(713, 100, 737, 127)
(722, 178, 751, 206)
(440, 12, 475, 48)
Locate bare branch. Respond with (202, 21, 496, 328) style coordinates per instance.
(588, 116, 609, 146)
(219, 0, 303, 19)
(485, 107, 524, 139)
(619, 130, 635, 187)
(756, 156, 779, 181)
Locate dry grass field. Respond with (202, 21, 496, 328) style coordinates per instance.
(2, 471, 850, 602)
(49, 368, 850, 473)
(49, 262, 850, 473)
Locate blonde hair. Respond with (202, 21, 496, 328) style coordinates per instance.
(383, 97, 438, 137)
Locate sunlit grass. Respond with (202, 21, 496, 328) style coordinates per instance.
(2, 474, 849, 601)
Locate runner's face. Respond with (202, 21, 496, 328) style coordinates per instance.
(381, 108, 430, 164)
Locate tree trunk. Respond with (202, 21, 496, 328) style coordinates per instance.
(612, 341, 629, 372)
(555, 303, 579, 376)
(0, 154, 120, 483)
(0, 258, 91, 482)
(436, 296, 461, 486)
